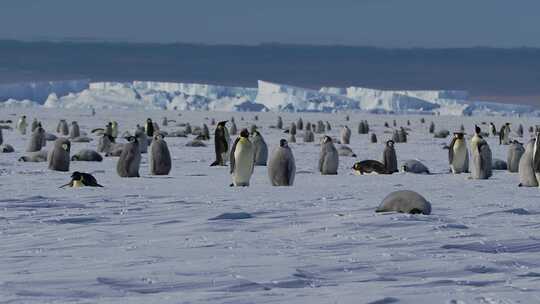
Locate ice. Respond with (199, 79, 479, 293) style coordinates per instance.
(1, 80, 538, 116)
(1, 108, 540, 303)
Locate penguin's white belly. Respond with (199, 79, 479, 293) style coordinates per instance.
(451, 143, 467, 172)
(233, 144, 254, 186)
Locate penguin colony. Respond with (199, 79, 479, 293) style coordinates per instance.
(3, 111, 540, 214)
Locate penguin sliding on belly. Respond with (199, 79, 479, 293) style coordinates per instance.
(229, 129, 255, 187)
(60, 172, 103, 188)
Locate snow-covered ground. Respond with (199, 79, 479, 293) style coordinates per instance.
(1, 108, 540, 303)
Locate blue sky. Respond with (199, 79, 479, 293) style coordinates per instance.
(1, 0, 539, 47)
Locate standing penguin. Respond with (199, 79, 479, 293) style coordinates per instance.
(319, 136, 339, 175)
(48, 138, 71, 172)
(150, 133, 172, 175)
(105, 122, 114, 139)
(519, 138, 539, 187)
(490, 122, 497, 136)
(230, 129, 255, 186)
(534, 132, 540, 185)
(69, 121, 80, 138)
(517, 124, 524, 137)
(31, 119, 39, 132)
(268, 139, 296, 186)
(499, 123, 511, 145)
(211, 121, 229, 166)
(341, 126, 351, 144)
(297, 118, 303, 130)
(27, 125, 46, 152)
(111, 121, 119, 138)
(370, 133, 378, 143)
(135, 127, 149, 154)
(17, 115, 28, 135)
(162, 117, 168, 127)
(57, 119, 69, 135)
(145, 118, 154, 137)
(230, 121, 238, 135)
(507, 141, 525, 173)
(277, 116, 283, 129)
(304, 129, 315, 143)
(383, 140, 398, 173)
(290, 122, 297, 136)
(117, 136, 141, 178)
(449, 132, 469, 174)
(471, 128, 492, 180)
(252, 130, 268, 166)
(0, 128, 3, 146)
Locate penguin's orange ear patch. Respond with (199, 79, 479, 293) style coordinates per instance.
(62, 144, 68, 150)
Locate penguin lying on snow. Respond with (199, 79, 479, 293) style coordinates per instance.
(352, 160, 391, 175)
(60, 172, 103, 188)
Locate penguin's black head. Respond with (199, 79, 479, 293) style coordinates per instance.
(22, 115, 26, 119)
(323, 136, 332, 143)
(71, 171, 82, 181)
(37, 122, 42, 128)
(154, 133, 164, 140)
(475, 125, 481, 134)
(386, 140, 395, 147)
(217, 121, 227, 127)
(280, 139, 288, 147)
(240, 129, 249, 138)
(126, 136, 138, 143)
(454, 132, 464, 139)
(147, 118, 152, 122)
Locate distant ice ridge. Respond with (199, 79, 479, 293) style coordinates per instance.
(255, 80, 360, 112)
(320, 85, 537, 116)
(0, 80, 89, 104)
(0, 79, 537, 116)
(43, 81, 265, 112)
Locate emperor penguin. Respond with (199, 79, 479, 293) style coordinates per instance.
(71, 149, 103, 162)
(470, 125, 483, 153)
(48, 138, 71, 172)
(341, 126, 351, 144)
(290, 122, 297, 136)
(162, 117, 168, 127)
(518, 138, 539, 187)
(252, 130, 268, 166)
(490, 122, 497, 136)
(111, 121, 119, 138)
(135, 127, 149, 154)
(507, 141, 525, 173)
(448, 132, 469, 174)
(117, 136, 141, 177)
(27, 125, 46, 152)
(230, 121, 238, 135)
(69, 121, 80, 138)
(370, 133, 378, 143)
(145, 118, 154, 137)
(17, 115, 28, 135)
(211, 121, 229, 166)
(297, 118, 303, 130)
(60, 172, 103, 188)
(97, 134, 113, 153)
(31, 118, 39, 132)
(0, 128, 2, 146)
(104, 122, 114, 139)
(277, 116, 283, 129)
(57, 119, 69, 135)
(303, 129, 314, 143)
(471, 133, 492, 180)
(150, 133, 172, 175)
(288, 133, 296, 143)
(383, 140, 398, 173)
(517, 124, 524, 137)
(534, 132, 540, 185)
(499, 123, 511, 145)
(230, 129, 255, 186)
(268, 139, 296, 186)
(319, 135, 339, 175)
(202, 124, 210, 140)
(398, 127, 407, 143)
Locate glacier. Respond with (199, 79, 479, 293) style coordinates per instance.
(0, 79, 537, 116)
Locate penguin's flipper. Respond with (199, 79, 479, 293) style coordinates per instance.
(229, 137, 240, 174)
(91, 128, 105, 133)
(210, 160, 219, 166)
(59, 181, 73, 188)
